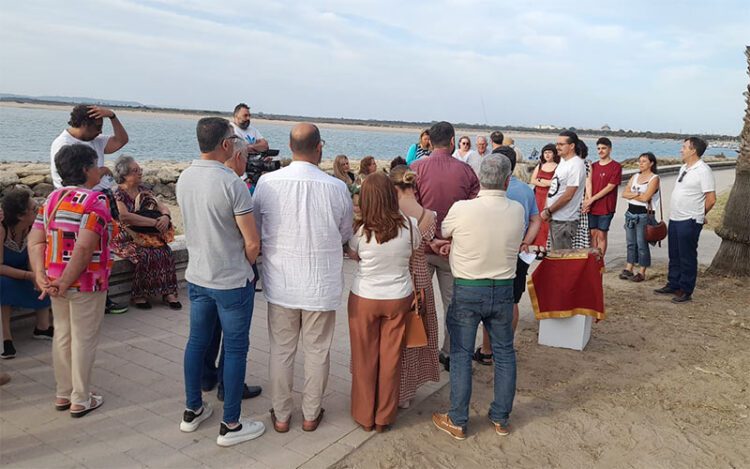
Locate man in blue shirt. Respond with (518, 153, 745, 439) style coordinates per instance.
(473, 143, 541, 366)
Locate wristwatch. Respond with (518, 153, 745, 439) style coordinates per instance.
(110, 112, 117, 120)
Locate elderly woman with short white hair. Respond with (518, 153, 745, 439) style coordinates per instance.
(110, 155, 180, 310)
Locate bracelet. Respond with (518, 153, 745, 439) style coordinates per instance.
(110, 112, 117, 120)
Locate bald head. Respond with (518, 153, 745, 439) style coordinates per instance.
(289, 123, 322, 162)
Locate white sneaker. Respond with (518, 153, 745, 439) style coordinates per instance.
(216, 418, 265, 447)
(180, 401, 213, 432)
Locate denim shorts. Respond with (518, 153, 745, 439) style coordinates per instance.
(588, 213, 615, 232)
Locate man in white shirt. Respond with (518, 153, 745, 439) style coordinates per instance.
(432, 154, 524, 440)
(654, 137, 716, 303)
(176, 117, 264, 447)
(230, 103, 269, 154)
(50, 104, 129, 191)
(50, 104, 130, 315)
(253, 123, 353, 433)
(466, 136, 490, 175)
(540, 131, 587, 250)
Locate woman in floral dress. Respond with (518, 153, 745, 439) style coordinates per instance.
(389, 165, 440, 408)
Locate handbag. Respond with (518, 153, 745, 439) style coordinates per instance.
(404, 213, 428, 349)
(123, 192, 174, 248)
(645, 192, 667, 245)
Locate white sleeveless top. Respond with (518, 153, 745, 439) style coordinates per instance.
(628, 174, 660, 208)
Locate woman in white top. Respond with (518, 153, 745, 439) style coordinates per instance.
(620, 152, 660, 282)
(452, 135, 477, 163)
(346, 171, 420, 433)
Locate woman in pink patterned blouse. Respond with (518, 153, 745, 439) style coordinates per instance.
(28, 144, 116, 418)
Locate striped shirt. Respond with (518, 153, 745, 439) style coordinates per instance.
(33, 188, 116, 292)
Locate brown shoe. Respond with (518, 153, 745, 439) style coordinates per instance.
(375, 424, 391, 433)
(269, 409, 290, 433)
(302, 408, 325, 432)
(432, 413, 466, 440)
(0, 372, 10, 386)
(631, 273, 645, 282)
(490, 418, 511, 436)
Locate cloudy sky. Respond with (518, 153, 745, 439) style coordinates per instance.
(1, 0, 748, 134)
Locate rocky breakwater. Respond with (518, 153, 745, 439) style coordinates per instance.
(0, 160, 189, 203)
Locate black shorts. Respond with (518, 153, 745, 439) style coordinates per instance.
(513, 257, 530, 304)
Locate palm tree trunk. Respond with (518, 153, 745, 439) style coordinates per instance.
(708, 46, 750, 277)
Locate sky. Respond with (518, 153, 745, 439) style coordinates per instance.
(1, 0, 748, 135)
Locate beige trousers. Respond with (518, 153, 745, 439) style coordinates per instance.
(50, 291, 107, 405)
(267, 302, 336, 422)
(426, 254, 454, 354)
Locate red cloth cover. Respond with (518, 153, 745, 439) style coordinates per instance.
(528, 250, 606, 320)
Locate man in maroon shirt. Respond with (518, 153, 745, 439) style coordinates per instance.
(412, 121, 480, 370)
(583, 137, 622, 257)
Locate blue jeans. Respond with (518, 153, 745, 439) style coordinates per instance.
(201, 318, 223, 391)
(184, 281, 254, 424)
(667, 219, 703, 295)
(447, 283, 516, 430)
(202, 265, 258, 391)
(624, 211, 651, 267)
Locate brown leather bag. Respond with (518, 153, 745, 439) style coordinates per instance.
(405, 216, 428, 349)
(645, 192, 667, 245)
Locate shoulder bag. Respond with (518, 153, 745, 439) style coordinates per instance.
(645, 186, 667, 245)
(404, 214, 428, 348)
(123, 192, 174, 248)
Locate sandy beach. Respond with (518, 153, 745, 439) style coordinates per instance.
(334, 265, 750, 468)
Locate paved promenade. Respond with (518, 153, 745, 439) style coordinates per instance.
(0, 168, 735, 468)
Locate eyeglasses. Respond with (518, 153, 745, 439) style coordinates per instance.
(677, 170, 686, 183)
(460, 141, 469, 146)
(130, 166, 143, 174)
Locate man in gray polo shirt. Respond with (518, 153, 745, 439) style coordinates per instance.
(176, 117, 264, 447)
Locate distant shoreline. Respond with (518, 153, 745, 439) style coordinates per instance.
(0, 100, 738, 142)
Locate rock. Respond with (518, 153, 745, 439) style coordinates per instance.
(17, 164, 50, 178)
(20, 174, 46, 186)
(2, 184, 31, 198)
(153, 182, 174, 199)
(0, 171, 20, 187)
(33, 183, 54, 198)
(142, 175, 160, 187)
(156, 167, 180, 184)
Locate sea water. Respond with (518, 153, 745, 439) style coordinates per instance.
(0, 105, 732, 163)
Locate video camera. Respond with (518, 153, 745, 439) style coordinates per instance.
(246, 149, 281, 185)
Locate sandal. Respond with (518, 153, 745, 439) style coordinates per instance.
(70, 393, 103, 418)
(55, 397, 71, 411)
(302, 408, 325, 432)
(631, 273, 645, 283)
(472, 347, 493, 366)
(619, 270, 634, 280)
(134, 300, 152, 310)
(269, 409, 290, 433)
(163, 296, 182, 310)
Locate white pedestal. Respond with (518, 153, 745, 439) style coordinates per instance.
(538, 315, 592, 351)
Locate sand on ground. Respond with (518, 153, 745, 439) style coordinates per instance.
(333, 266, 750, 469)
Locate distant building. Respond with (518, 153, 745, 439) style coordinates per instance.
(536, 124, 557, 130)
(601, 124, 611, 131)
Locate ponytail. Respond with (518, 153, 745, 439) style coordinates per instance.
(558, 130, 588, 158)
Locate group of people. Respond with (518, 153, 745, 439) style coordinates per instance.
(0, 103, 718, 446)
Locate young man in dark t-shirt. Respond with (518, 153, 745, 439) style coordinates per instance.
(583, 137, 622, 257)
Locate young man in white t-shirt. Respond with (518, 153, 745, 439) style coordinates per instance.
(230, 103, 269, 154)
(540, 131, 587, 250)
(49, 104, 130, 315)
(50, 105, 129, 191)
(655, 137, 716, 303)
